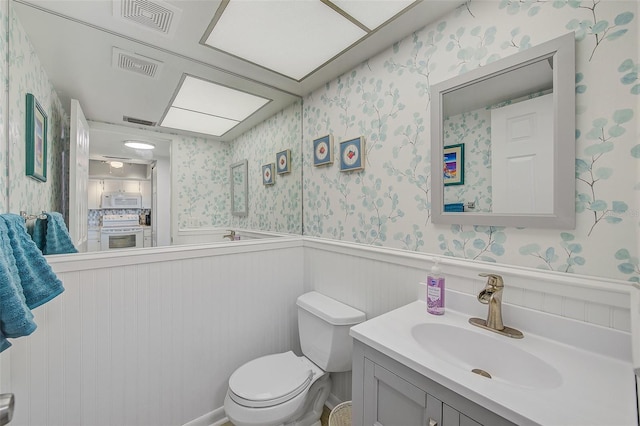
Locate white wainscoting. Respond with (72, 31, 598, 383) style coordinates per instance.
(0, 238, 305, 426)
(0, 236, 633, 425)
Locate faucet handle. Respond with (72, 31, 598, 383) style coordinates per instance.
(479, 273, 504, 289)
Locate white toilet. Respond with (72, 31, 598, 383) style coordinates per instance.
(224, 291, 366, 426)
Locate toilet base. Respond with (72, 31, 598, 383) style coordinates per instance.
(284, 373, 331, 426)
(225, 373, 331, 426)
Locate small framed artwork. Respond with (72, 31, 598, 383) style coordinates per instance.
(262, 163, 275, 185)
(443, 143, 464, 186)
(276, 149, 291, 174)
(339, 136, 365, 172)
(25, 93, 48, 182)
(313, 135, 333, 166)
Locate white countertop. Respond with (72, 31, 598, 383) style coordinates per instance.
(350, 291, 636, 426)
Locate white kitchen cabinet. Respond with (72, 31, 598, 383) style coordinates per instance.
(102, 179, 140, 193)
(88, 229, 101, 252)
(88, 179, 103, 210)
(352, 341, 514, 426)
(140, 180, 152, 208)
(143, 227, 152, 247)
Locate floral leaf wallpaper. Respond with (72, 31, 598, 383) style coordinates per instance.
(302, 0, 639, 282)
(0, 2, 7, 212)
(7, 7, 66, 216)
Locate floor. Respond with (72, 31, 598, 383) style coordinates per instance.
(222, 405, 331, 426)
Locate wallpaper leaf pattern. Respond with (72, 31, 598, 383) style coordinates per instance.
(303, 0, 639, 282)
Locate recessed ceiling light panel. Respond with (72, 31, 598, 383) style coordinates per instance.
(160, 76, 270, 137)
(161, 107, 240, 137)
(173, 76, 269, 122)
(204, 1, 366, 80)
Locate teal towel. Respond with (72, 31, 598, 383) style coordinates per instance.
(43, 212, 77, 255)
(1, 214, 65, 309)
(0, 331, 11, 353)
(0, 216, 37, 340)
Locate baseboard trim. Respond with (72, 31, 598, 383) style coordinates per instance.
(183, 406, 227, 426)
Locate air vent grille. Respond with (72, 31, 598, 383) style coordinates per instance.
(123, 116, 157, 127)
(114, 0, 182, 37)
(113, 48, 162, 78)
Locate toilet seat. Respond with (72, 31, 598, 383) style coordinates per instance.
(229, 351, 315, 408)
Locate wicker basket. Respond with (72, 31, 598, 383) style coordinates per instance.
(328, 401, 352, 426)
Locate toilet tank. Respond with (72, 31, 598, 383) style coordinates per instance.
(296, 292, 366, 372)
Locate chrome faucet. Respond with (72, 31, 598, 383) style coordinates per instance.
(469, 273, 523, 339)
(223, 230, 236, 241)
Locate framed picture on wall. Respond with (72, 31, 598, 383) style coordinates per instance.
(339, 136, 365, 172)
(262, 163, 275, 185)
(25, 93, 48, 182)
(443, 143, 464, 186)
(313, 135, 333, 166)
(276, 149, 291, 174)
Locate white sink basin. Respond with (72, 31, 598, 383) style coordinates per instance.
(411, 323, 562, 389)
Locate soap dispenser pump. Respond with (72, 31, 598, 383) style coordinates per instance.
(427, 259, 445, 315)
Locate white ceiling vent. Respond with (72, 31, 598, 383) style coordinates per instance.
(113, 0, 182, 37)
(113, 47, 163, 79)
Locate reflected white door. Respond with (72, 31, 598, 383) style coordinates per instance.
(70, 99, 90, 252)
(491, 93, 553, 214)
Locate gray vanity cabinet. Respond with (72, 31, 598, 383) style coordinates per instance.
(352, 341, 515, 426)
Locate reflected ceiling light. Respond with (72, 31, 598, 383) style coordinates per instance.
(124, 141, 155, 150)
(109, 161, 124, 168)
(203, 0, 418, 81)
(160, 75, 270, 137)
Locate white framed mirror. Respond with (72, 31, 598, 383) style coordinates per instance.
(431, 32, 575, 229)
(230, 160, 248, 217)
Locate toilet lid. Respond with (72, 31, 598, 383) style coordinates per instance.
(229, 351, 313, 408)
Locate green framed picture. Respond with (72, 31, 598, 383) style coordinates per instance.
(25, 93, 48, 182)
(443, 143, 464, 186)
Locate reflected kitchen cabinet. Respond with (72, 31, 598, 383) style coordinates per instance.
(140, 180, 151, 209)
(88, 179, 103, 210)
(103, 179, 140, 193)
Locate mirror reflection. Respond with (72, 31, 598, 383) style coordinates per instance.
(8, 1, 303, 254)
(230, 160, 248, 217)
(431, 32, 575, 229)
(442, 58, 553, 214)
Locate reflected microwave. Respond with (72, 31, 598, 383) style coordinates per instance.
(101, 192, 142, 209)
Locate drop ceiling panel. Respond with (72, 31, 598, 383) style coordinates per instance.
(331, 0, 415, 30)
(171, 76, 270, 122)
(161, 107, 239, 136)
(204, 1, 366, 80)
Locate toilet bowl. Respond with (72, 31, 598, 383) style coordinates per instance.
(224, 351, 330, 426)
(224, 292, 366, 426)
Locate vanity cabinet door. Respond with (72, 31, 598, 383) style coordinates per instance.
(443, 404, 481, 426)
(363, 359, 442, 426)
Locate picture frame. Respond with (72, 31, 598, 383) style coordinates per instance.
(339, 136, 365, 172)
(276, 149, 291, 174)
(262, 163, 275, 185)
(313, 135, 333, 166)
(25, 93, 48, 182)
(443, 143, 464, 186)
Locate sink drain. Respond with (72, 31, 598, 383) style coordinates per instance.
(471, 368, 492, 379)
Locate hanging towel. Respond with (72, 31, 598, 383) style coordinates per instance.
(1, 214, 65, 309)
(0, 330, 11, 353)
(27, 217, 47, 253)
(0, 216, 37, 340)
(43, 212, 77, 255)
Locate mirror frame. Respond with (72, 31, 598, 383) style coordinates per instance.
(230, 160, 248, 217)
(431, 32, 575, 229)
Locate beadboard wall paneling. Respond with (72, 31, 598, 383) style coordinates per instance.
(0, 239, 304, 426)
